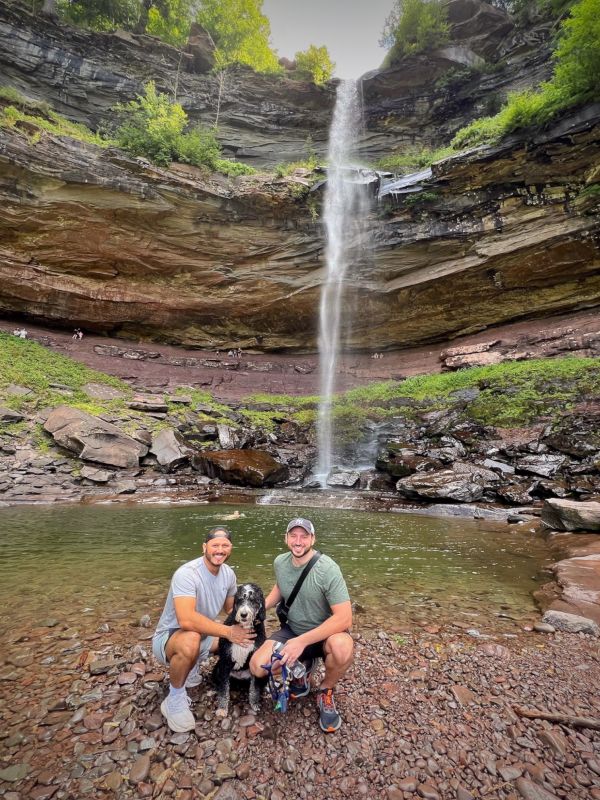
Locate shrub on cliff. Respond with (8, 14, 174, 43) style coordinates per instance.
(294, 45, 335, 86)
(452, 0, 600, 147)
(114, 82, 254, 175)
(380, 0, 449, 64)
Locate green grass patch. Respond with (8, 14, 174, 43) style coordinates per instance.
(0, 88, 108, 147)
(0, 332, 131, 412)
(376, 146, 455, 175)
(247, 357, 600, 433)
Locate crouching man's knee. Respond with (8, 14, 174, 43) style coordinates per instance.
(325, 632, 354, 668)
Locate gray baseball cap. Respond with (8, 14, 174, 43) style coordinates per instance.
(286, 517, 315, 535)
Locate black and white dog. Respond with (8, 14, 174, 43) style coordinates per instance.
(213, 583, 267, 717)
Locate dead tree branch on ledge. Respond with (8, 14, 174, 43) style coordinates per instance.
(514, 705, 600, 731)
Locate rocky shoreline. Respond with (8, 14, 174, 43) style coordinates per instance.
(1, 609, 599, 800)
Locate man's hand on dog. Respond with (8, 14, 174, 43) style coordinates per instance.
(227, 624, 256, 646)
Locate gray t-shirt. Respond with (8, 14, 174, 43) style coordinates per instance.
(154, 557, 236, 636)
(274, 552, 350, 636)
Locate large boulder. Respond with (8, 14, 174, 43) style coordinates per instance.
(327, 470, 360, 489)
(150, 428, 196, 471)
(541, 609, 600, 636)
(550, 555, 600, 626)
(193, 449, 289, 487)
(44, 406, 148, 468)
(396, 461, 498, 503)
(542, 499, 600, 532)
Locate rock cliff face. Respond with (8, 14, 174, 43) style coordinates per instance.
(0, 1, 334, 167)
(0, 1, 598, 351)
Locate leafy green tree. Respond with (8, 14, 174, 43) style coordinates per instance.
(551, 0, 600, 104)
(114, 81, 254, 175)
(145, 0, 195, 45)
(57, 0, 141, 31)
(294, 45, 335, 85)
(380, 0, 449, 61)
(196, 0, 281, 74)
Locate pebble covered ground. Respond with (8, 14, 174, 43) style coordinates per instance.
(1, 613, 599, 800)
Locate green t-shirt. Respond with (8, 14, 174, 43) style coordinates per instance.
(274, 552, 350, 636)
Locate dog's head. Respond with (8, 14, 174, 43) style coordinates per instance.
(233, 583, 266, 627)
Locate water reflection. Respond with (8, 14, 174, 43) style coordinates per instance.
(0, 504, 550, 634)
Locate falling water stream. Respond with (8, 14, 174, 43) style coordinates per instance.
(316, 80, 371, 484)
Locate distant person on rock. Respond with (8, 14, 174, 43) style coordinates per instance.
(250, 517, 353, 733)
(152, 526, 255, 732)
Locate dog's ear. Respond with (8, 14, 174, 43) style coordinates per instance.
(256, 603, 267, 623)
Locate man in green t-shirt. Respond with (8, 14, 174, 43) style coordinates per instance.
(250, 517, 354, 732)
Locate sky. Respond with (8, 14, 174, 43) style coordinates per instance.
(262, 0, 396, 79)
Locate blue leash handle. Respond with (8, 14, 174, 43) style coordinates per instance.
(261, 650, 290, 712)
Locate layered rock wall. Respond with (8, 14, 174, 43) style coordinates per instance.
(0, 1, 598, 351)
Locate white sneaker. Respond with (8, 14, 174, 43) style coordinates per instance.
(185, 664, 202, 688)
(160, 692, 195, 732)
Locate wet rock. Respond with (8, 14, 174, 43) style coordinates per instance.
(541, 610, 599, 636)
(327, 470, 360, 488)
(541, 499, 600, 531)
(396, 462, 498, 503)
(193, 449, 289, 487)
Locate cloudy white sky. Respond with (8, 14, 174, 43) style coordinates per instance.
(263, 0, 396, 79)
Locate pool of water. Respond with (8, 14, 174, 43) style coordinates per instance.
(0, 503, 551, 635)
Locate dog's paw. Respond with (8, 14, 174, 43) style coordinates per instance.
(215, 708, 229, 718)
(250, 702, 260, 713)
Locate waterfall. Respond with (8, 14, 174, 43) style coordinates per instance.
(315, 80, 370, 485)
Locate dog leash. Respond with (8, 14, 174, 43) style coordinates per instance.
(261, 644, 291, 712)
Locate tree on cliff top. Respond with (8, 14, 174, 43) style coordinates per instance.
(294, 45, 335, 86)
(380, 0, 449, 63)
(196, 0, 281, 74)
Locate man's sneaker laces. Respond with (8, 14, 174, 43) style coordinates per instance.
(316, 688, 342, 733)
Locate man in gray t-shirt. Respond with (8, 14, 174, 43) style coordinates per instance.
(152, 526, 255, 733)
(250, 517, 353, 733)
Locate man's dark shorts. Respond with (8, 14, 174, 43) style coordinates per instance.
(268, 624, 326, 661)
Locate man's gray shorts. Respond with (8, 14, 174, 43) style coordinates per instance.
(152, 629, 214, 666)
